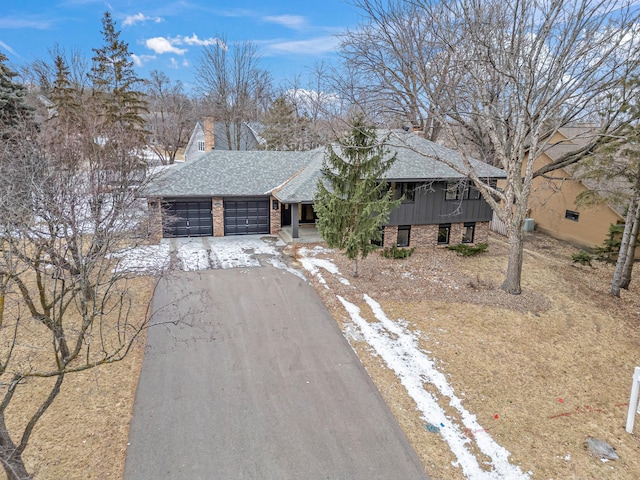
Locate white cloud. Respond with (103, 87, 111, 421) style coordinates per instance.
(0, 39, 18, 56)
(179, 34, 226, 48)
(169, 58, 179, 69)
(130, 53, 156, 67)
(145, 37, 187, 55)
(263, 14, 307, 30)
(123, 12, 163, 27)
(265, 36, 340, 55)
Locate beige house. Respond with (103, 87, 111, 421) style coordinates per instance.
(527, 127, 625, 250)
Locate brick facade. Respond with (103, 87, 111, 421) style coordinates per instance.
(382, 221, 490, 249)
(270, 197, 281, 235)
(148, 200, 163, 243)
(212, 197, 224, 237)
(383, 225, 398, 248)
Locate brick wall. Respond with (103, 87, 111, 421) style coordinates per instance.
(148, 199, 163, 243)
(381, 221, 490, 249)
(383, 225, 398, 248)
(475, 222, 489, 243)
(270, 197, 281, 235)
(450, 223, 464, 245)
(204, 117, 215, 151)
(410, 224, 438, 247)
(212, 197, 224, 237)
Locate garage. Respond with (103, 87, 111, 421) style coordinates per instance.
(224, 198, 270, 235)
(163, 199, 213, 237)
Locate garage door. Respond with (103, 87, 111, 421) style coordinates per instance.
(224, 199, 270, 235)
(163, 200, 213, 237)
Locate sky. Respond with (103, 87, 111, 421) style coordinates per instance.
(0, 0, 363, 92)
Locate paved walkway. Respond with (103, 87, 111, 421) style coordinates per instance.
(123, 265, 429, 479)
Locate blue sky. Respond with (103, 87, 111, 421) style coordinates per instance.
(0, 0, 362, 92)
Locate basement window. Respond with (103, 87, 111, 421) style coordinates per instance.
(565, 210, 580, 222)
(462, 223, 475, 243)
(397, 225, 411, 247)
(438, 224, 451, 244)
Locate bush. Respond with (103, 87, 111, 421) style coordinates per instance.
(380, 245, 415, 259)
(571, 250, 593, 267)
(447, 242, 489, 256)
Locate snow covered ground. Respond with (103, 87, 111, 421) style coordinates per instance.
(298, 246, 531, 480)
(113, 235, 304, 278)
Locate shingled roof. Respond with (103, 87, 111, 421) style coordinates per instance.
(145, 131, 506, 201)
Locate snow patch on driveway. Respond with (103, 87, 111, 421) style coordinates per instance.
(115, 236, 299, 274)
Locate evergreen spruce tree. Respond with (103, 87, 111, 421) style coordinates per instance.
(0, 50, 33, 139)
(261, 95, 312, 151)
(89, 11, 147, 139)
(314, 117, 400, 276)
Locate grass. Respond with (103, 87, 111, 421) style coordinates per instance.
(0, 276, 155, 480)
(302, 232, 640, 480)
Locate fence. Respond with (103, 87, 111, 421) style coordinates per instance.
(489, 211, 507, 236)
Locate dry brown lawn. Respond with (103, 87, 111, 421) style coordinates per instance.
(5, 230, 640, 479)
(292, 231, 640, 480)
(0, 276, 155, 480)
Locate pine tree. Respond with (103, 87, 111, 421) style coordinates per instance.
(0, 50, 33, 139)
(89, 11, 147, 139)
(261, 96, 313, 151)
(314, 117, 400, 276)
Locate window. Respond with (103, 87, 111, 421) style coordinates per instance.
(565, 210, 579, 221)
(395, 182, 416, 202)
(438, 224, 451, 244)
(397, 225, 411, 247)
(197, 140, 205, 152)
(462, 223, 475, 243)
(445, 182, 459, 200)
(446, 181, 480, 200)
(468, 186, 481, 200)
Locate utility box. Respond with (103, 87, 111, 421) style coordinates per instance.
(523, 218, 535, 232)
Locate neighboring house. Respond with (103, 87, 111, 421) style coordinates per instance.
(145, 130, 506, 248)
(183, 117, 266, 161)
(527, 127, 626, 250)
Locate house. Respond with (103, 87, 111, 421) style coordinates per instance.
(145, 130, 506, 248)
(183, 117, 265, 161)
(527, 127, 627, 250)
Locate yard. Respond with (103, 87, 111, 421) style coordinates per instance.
(294, 232, 640, 480)
(5, 232, 640, 479)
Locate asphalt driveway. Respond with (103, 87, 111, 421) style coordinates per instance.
(123, 264, 429, 479)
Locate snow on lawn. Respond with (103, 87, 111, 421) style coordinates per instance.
(113, 243, 171, 274)
(298, 246, 350, 288)
(297, 248, 529, 480)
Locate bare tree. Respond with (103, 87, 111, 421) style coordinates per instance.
(145, 70, 194, 164)
(0, 15, 159, 478)
(409, 0, 640, 294)
(339, 0, 456, 140)
(195, 35, 272, 150)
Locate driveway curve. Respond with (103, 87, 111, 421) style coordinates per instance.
(123, 264, 429, 479)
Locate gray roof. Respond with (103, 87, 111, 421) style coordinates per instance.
(381, 131, 506, 180)
(272, 149, 326, 203)
(144, 150, 311, 197)
(145, 131, 506, 201)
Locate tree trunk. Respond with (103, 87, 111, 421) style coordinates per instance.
(0, 451, 32, 480)
(611, 197, 640, 296)
(501, 212, 526, 295)
(620, 194, 640, 289)
(502, 226, 524, 294)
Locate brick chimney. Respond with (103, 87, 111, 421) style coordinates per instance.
(204, 117, 215, 151)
